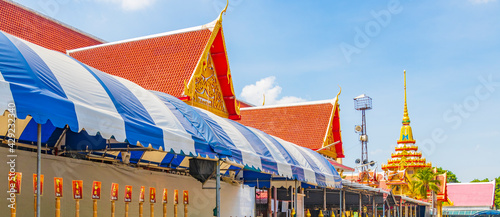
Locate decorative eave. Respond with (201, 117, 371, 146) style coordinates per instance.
(318, 88, 344, 159)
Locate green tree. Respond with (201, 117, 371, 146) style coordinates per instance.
(413, 167, 442, 199)
(436, 167, 460, 183)
(471, 178, 490, 182)
(495, 176, 499, 210)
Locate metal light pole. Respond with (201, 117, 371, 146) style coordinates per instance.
(354, 95, 372, 172)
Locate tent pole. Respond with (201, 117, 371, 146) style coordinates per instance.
(339, 189, 343, 217)
(383, 200, 385, 217)
(36, 124, 41, 217)
(216, 160, 220, 217)
(292, 180, 299, 214)
(359, 193, 362, 217)
(323, 187, 327, 211)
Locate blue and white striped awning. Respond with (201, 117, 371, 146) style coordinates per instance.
(0, 31, 341, 188)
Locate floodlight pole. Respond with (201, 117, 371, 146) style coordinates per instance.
(36, 124, 41, 217)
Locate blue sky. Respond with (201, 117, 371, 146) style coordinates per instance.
(16, 0, 500, 182)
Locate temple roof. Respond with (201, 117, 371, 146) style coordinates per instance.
(68, 13, 240, 119)
(237, 98, 344, 159)
(68, 21, 216, 97)
(446, 182, 496, 207)
(0, 0, 104, 53)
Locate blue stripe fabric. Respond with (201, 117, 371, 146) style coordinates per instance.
(193, 108, 244, 165)
(229, 121, 278, 174)
(83, 66, 164, 149)
(0, 31, 79, 130)
(261, 133, 305, 181)
(151, 91, 229, 158)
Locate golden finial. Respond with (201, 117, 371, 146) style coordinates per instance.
(336, 85, 342, 99)
(262, 94, 265, 106)
(402, 70, 410, 124)
(218, 0, 229, 21)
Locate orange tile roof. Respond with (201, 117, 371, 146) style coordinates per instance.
(237, 100, 343, 157)
(0, 0, 103, 53)
(69, 29, 211, 97)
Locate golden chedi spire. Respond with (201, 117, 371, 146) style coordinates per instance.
(381, 70, 431, 173)
(398, 70, 415, 144)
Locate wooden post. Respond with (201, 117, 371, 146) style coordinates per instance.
(184, 204, 188, 217)
(93, 200, 98, 217)
(174, 204, 178, 217)
(139, 202, 143, 217)
(150, 203, 154, 217)
(163, 203, 167, 217)
(75, 200, 80, 217)
(125, 202, 129, 217)
(111, 201, 115, 217)
(55, 197, 61, 217)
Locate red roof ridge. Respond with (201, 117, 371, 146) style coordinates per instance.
(67, 18, 218, 54)
(240, 98, 337, 110)
(4, 0, 106, 44)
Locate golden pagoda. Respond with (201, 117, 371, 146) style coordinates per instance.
(381, 70, 432, 197)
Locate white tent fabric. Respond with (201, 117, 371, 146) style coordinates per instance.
(0, 30, 341, 188)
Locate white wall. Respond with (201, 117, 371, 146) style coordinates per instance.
(1, 147, 255, 216)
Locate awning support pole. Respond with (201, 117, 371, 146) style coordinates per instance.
(294, 180, 298, 215)
(373, 196, 376, 217)
(359, 193, 362, 217)
(36, 124, 41, 217)
(323, 188, 327, 211)
(343, 190, 346, 216)
(383, 199, 386, 217)
(339, 189, 343, 217)
(216, 160, 221, 217)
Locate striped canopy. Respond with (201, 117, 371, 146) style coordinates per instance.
(0, 31, 341, 188)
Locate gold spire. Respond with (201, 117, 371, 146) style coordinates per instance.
(398, 70, 415, 143)
(403, 70, 410, 125)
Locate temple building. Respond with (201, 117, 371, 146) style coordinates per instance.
(380, 71, 448, 216)
(443, 181, 497, 216)
(0, 0, 240, 120)
(67, 11, 240, 120)
(381, 71, 433, 196)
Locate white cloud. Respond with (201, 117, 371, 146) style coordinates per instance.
(469, 0, 497, 4)
(95, 0, 156, 11)
(240, 76, 306, 106)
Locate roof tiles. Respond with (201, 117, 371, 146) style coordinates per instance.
(238, 102, 333, 150)
(69, 29, 212, 97)
(0, 0, 103, 53)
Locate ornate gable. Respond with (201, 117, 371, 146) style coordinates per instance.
(318, 89, 344, 159)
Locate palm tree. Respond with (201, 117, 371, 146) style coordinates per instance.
(412, 167, 441, 199)
(408, 180, 421, 199)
